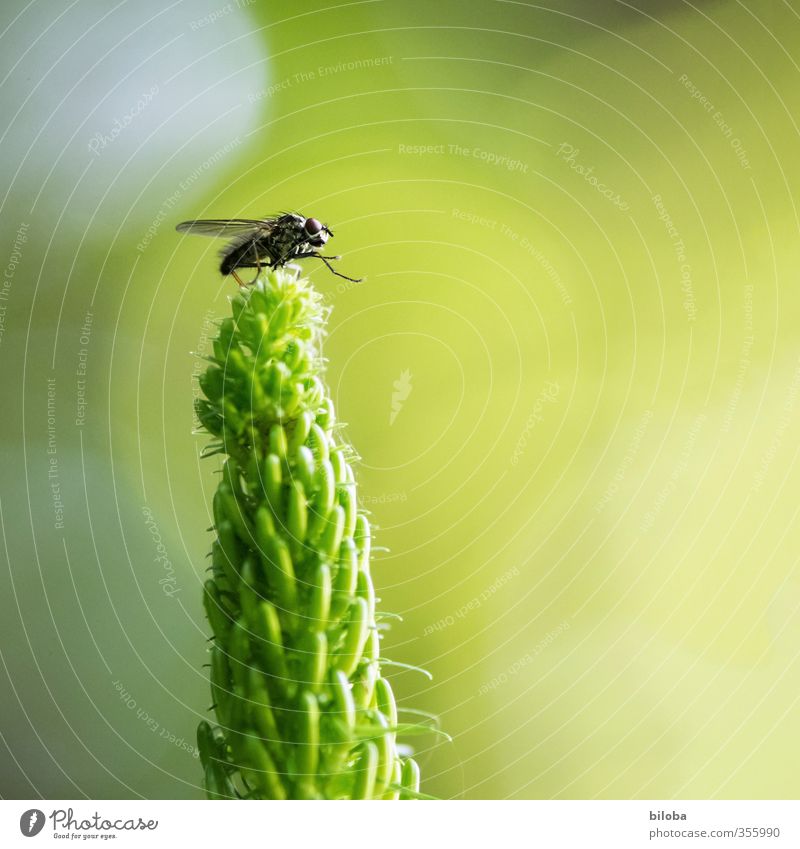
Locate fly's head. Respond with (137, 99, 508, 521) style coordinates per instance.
(303, 216, 332, 249)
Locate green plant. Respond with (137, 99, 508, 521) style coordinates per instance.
(194, 269, 425, 799)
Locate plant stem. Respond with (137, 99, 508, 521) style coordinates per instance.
(195, 269, 422, 800)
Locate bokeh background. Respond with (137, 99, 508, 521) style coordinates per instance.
(2, 0, 799, 800)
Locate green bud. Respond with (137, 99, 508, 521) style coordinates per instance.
(352, 741, 379, 800)
(197, 720, 228, 770)
(296, 630, 327, 693)
(246, 601, 288, 690)
(287, 479, 308, 550)
(210, 645, 232, 727)
(312, 459, 335, 518)
(319, 504, 345, 559)
(195, 398, 222, 435)
(330, 448, 347, 483)
(365, 629, 380, 662)
(352, 656, 378, 710)
(215, 482, 251, 546)
(317, 397, 335, 429)
(330, 669, 356, 732)
(269, 424, 288, 460)
(203, 579, 232, 641)
(263, 453, 283, 516)
(354, 513, 371, 570)
(255, 510, 297, 618)
(198, 367, 224, 403)
(356, 568, 376, 622)
(372, 711, 393, 798)
(254, 504, 276, 541)
(247, 670, 283, 759)
(204, 760, 236, 800)
(332, 538, 358, 618)
(308, 422, 330, 464)
(383, 759, 402, 800)
(289, 410, 314, 454)
(294, 690, 320, 782)
(228, 618, 251, 690)
(294, 445, 316, 492)
(268, 300, 291, 337)
(374, 678, 397, 729)
(400, 757, 420, 798)
(240, 735, 287, 800)
(334, 597, 370, 677)
(307, 561, 331, 631)
(237, 556, 261, 622)
(338, 483, 357, 539)
(214, 522, 241, 589)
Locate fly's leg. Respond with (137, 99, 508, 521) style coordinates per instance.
(236, 251, 362, 282)
(293, 252, 363, 283)
(230, 269, 246, 287)
(250, 242, 264, 285)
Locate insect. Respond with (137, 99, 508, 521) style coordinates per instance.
(175, 212, 362, 286)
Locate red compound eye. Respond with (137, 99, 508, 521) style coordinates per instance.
(304, 217, 323, 235)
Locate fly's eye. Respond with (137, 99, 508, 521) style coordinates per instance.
(304, 217, 323, 236)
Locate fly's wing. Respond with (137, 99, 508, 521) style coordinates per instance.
(175, 218, 277, 238)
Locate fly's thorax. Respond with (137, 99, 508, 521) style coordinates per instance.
(263, 213, 309, 262)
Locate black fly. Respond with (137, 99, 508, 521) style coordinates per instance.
(175, 212, 362, 286)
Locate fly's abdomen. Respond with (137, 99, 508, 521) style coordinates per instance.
(220, 236, 267, 275)
(220, 246, 246, 276)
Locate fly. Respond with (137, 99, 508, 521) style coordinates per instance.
(175, 212, 362, 286)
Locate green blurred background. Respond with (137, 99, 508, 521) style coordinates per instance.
(2, 0, 799, 799)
